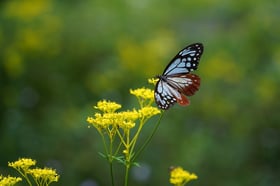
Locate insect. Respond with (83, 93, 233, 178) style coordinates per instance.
(154, 43, 204, 110)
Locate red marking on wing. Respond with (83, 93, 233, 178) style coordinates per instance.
(176, 93, 190, 106)
(179, 74, 200, 96)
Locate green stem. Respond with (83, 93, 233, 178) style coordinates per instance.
(124, 164, 130, 186)
(132, 111, 164, 161)
(99, 131, 109, 155)
(114, 140, 123, 157)
(109, 134, 115, 186)
(99, 130, 115, 186)
(110, 162, 115, 186)
(125, 129, 131, 186)
(24, 175, 32, 186)
(16, 170, 32, 186)
(129, 119, 144, 158)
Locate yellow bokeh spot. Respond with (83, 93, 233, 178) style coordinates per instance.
(4, 0, 51, 20)
(3, 49, 24, 78)
(255, 77, 277, 104)
(117, 31, 176, 77)
(201, 52, 242, 83)
(17, 28, 44, 51)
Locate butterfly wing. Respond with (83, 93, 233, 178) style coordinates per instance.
(155, 74, 200, 110)
(155, 79, 187, 110)
(166, 73, 200, 96)
(163, 43, 203, 76)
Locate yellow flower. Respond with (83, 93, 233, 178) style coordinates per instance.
(119, 121, 136, 130)
(138, 106, 161, 118)
(130, 88, 154, 100)
(115, 110, 139, 130)
(87, 110, 139, 131)
(87, 113, 113, 129)
(0, 175, 22, 186)
(94, 100, 121, 113)
(118, 110, 139, 121)
(169, 167, 198, 186)
(148, 78, 159, 85)
(28, 167, 59, 183)
(8, 158, 36, 171)
(123, 149, 129, 154)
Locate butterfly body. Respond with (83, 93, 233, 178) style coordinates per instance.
(154, 43, 203, 110)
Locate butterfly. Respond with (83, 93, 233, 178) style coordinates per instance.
(154, 43, 204, 110)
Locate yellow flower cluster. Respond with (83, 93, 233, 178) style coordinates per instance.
(8, 158, 36, 171)
(0, 175, 22, 186)
(87, 88, 160, 132)
(169, 167, 198, 186)
(130, 87, 156, 107)
(7, 158, 59, 186)
(94, 100, 122, 113)
(28, 168, 59, 183)
(138, 106, 161, 118)
(87, 109, 139, 130)
(130, 87, 154, 100)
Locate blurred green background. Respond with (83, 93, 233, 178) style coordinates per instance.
(1, 0, 280, 185)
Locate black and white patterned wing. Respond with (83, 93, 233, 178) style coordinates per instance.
(163, 43, 203, 76)
(154, 79, 179, 110)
